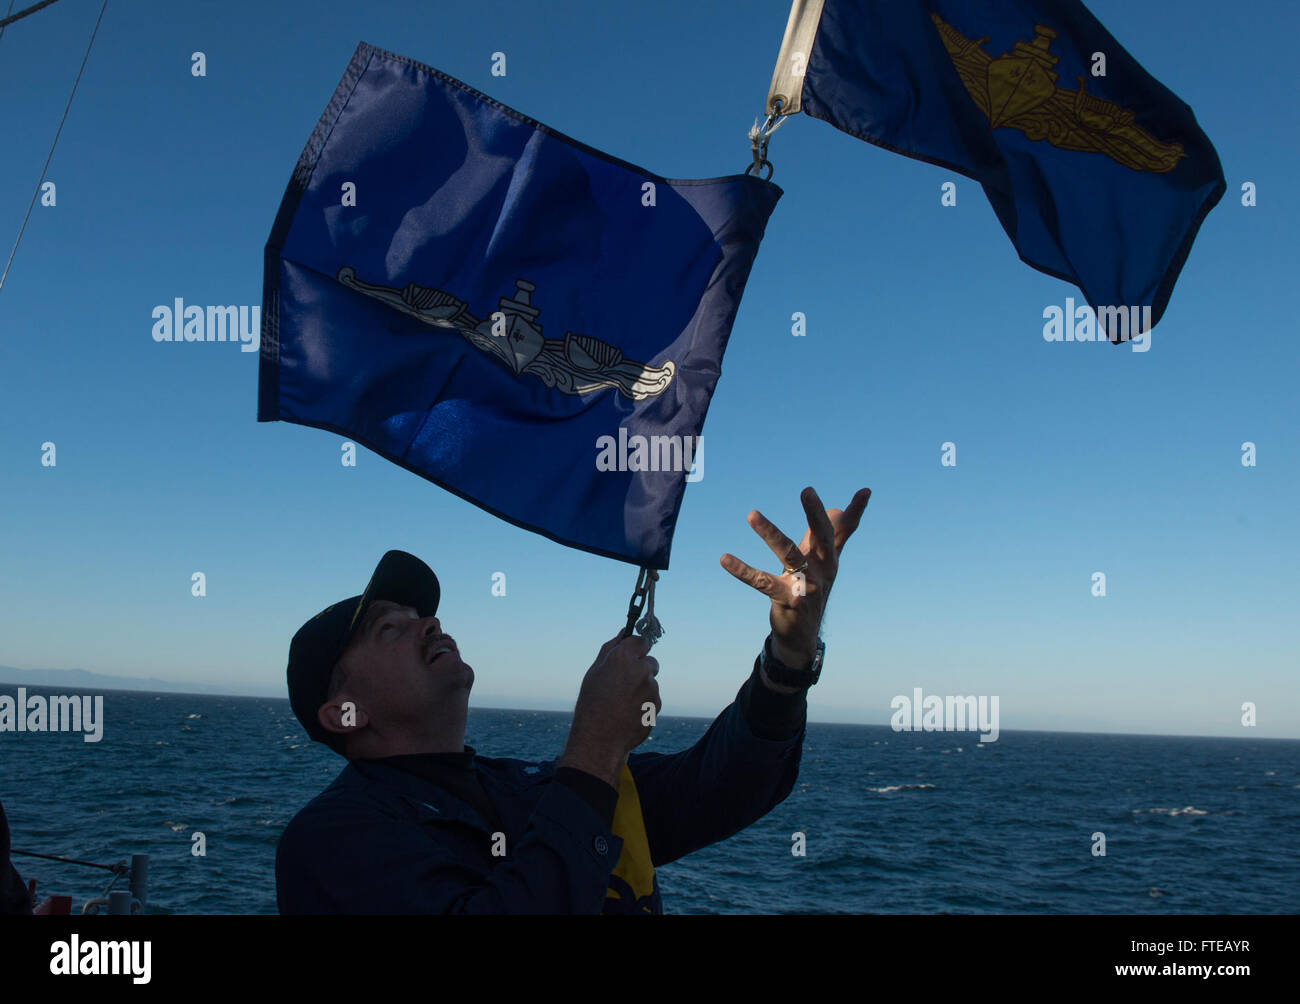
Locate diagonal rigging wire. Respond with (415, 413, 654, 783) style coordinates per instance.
(0, 0, 62, 34)
(0, 0, 107, 294)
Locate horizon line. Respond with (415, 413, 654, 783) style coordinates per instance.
(1, 676, 1294, 743)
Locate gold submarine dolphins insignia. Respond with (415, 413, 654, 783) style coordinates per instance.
(336, 267, 676, 401)
(930, 14, 1185, 173)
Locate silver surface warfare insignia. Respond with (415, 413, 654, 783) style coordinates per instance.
(337, 267, 677, 401)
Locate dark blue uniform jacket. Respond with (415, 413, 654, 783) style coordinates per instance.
(276, 659, 805, 913)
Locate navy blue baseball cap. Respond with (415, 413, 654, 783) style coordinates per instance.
(287, 550, 440, 746)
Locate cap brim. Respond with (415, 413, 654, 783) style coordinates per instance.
(346, 550, 442, 644)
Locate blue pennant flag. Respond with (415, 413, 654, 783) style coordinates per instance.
(260, 43, 781, 569)
(795, 0, 1225, 339)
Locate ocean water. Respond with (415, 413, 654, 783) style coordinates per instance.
(1, 686, 1297, 914)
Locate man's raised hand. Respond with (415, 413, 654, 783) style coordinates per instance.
(559, 629, 661, 788)
(719, 486, 871, 668)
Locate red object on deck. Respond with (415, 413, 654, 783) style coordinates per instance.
(33, 894, 72, 915)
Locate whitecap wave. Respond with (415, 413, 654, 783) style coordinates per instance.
(1132, 806, 1208, 816)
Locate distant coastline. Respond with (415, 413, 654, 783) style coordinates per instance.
(0, 666, 280, 700)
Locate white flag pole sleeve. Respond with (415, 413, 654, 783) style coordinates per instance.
(765, 0, 826, 117)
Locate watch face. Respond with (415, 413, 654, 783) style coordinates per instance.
(806, 642, 824, 681)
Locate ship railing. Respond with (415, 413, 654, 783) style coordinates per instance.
(11, 849, 149, 915)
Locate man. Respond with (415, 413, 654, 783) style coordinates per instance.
(275, 486, 870, 913)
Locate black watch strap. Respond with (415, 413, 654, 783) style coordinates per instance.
(760, 635, 824, 688)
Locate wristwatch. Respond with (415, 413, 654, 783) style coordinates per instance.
(759, 634, 824, 688)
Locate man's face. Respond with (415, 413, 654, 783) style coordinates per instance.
(327, 600, 473, 738)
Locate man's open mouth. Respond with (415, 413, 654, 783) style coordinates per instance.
(426, 637, 457, 665)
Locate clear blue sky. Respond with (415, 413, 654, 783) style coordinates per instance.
(1, 0, 1295, 738)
